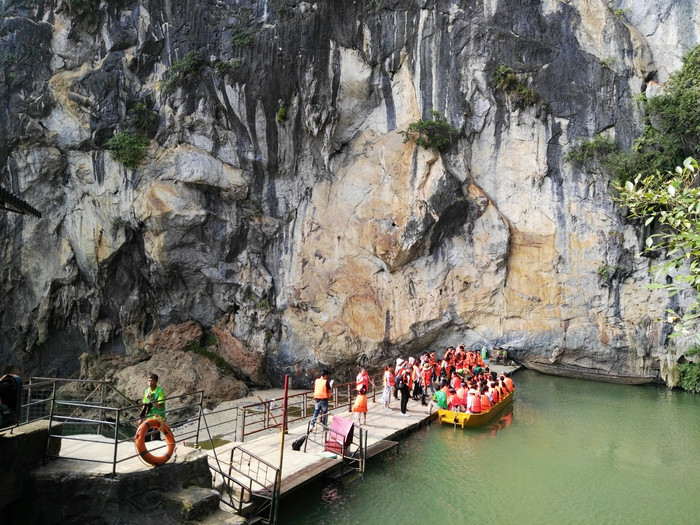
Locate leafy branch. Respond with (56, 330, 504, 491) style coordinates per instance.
(615, 157, 700, 332)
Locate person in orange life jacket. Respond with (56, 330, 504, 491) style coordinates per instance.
(450, 373, 462, 390)
(396, 365, 411, 416)
(394, 358, 405, 400)
(382, 365, 395, 411)
(489, 382, 500, 404)
(467, 384, 481, 414)
(456, 383, 469, 407)
(480, 387, 492, 411)
(410, 358, 422, 400)
(420, 362, 432, 406)
(352, 387, 368, 425)
(447, 388, 462, 412)
(504, 374, 515, 392)
(309, 370, 333, 431)
(356, 367, 372, 394)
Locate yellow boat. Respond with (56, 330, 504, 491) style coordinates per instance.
(436, 390, 513, 428)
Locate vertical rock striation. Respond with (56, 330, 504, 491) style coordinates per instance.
(0, 0, 698, 390)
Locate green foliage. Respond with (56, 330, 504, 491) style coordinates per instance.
(128, 101, 158, 136)
(230, 25, 256, 48)
(400, 111, 459, 152)
(607, 45, 700, 184)
(492, 64, 544, 111)
(678, 363, 700, 393)
(600, 56, 615, 69)
(616, 157, 700, 332)
(203, 332, 218, 347)
(277, 106, 287, 123)
(566, 135, 620, 167)
(606, 2, 630, 17)
(493, 64, 517, 90)
(215, 59, 242, 76)
(104, 132, 149, 168)
(597, 263, 619, 283)
(184, 342, 236, 375)
(160, 50, 205, 95)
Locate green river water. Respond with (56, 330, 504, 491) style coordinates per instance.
(279, 369, 700, 524)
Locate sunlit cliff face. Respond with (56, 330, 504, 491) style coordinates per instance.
(0, 0, 697, 390)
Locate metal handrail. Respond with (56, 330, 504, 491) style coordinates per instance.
(240, 373, 382, 441)
(207, 443, 280, 522)
(24, 376, 206, 476)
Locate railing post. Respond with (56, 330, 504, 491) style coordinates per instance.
(45, 381, 57, 458)
(99, 378, 107, 437)
(113, 409, 120, 476)
(241, 406, 247, 442)
(195, 391, 203, 447)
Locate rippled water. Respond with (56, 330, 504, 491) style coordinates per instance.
(279, 370, 700, 524)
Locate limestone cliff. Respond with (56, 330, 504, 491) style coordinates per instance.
(1, 0, 698, 394)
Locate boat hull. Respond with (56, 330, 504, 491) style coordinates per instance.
(436, 391, 513, 428)
(524, 360, 657, 385)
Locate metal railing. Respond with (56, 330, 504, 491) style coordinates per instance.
(240, 373, 381, 441)
(207, 444, 280, 523)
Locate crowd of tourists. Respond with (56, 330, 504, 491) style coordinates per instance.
(310, 345, 515, 429)
(351, 344, 515, 424)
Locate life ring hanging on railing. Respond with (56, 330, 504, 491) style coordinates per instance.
(134, 418, 176, 466)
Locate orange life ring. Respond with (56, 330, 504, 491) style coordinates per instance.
(134, 418, 176, 466)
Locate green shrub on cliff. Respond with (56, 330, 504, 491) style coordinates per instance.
(493, 64, 543, 111)
(679, 346, 700, 392)
(400, 111, 459, 152)
(160, 50, 205, 95)
(577, 45, 700, 184)
(105, 131, 149, 168)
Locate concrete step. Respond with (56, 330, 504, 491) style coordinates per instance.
(162, 486, 221, 522)
(189, 508, 247, 524)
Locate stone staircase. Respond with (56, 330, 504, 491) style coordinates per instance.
(1, 422, 248, 525)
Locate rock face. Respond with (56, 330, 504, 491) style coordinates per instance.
(0, 0, 698, 393)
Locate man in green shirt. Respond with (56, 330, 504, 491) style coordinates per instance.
(425, 380, 449, 415)
(140, 373, 165, 441)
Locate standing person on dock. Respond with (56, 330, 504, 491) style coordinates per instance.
(140, 373, 166, 442)
(309, 370, 333, 431)
(394, 358, 405, 400)
(352, 387, 368, 426)
(382, 364, 394, 411)
(396, 364, 411, 416)
(356, 367, 372, 394)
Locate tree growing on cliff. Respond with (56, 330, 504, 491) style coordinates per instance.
(400, 111, 459, 152)
(573, 45, 700, 184)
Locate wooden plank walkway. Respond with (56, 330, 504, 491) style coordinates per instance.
(207, 362, 520, 500)
(51, 364, 520, 506)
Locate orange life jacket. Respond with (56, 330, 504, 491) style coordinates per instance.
(480, 393, 491, 411)
(471, 392, 481, 413)
(384, 370, 394, 387)
(356, 372, 369, 392)
(352, 394, 367, 413)
(505, 377, 514, 392)
(314, 378, 330, 399)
